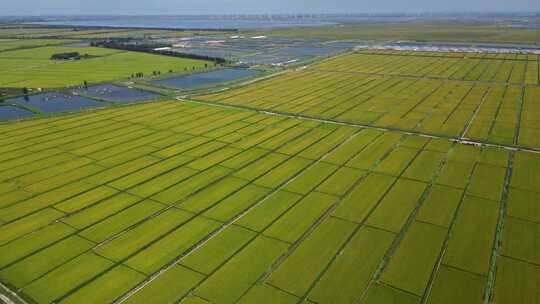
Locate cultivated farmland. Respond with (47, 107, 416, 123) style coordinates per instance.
(0, 46, 209, 88)
(0, 39, 72, 52)
(197, 51, 540, 149)
(0, 97, 538, 304)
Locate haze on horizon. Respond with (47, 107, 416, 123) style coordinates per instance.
(1, 0, 539, 16)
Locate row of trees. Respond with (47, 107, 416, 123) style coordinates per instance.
(50, 52, 92, 61)
(91, 40, 227, 64)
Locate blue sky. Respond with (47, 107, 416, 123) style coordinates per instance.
(2, 0, 539, 15)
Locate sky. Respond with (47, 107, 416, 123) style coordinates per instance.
(2, 0, 539, 16)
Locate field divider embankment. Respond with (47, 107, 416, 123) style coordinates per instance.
(0, 105, 268, 265)
(357, 137, 450, 302)
(441, 84, 477, 125)
(420, 159, 479, 303)
(1, 100, 301, 244)
(272, 73, 366, 115)
(0, 282, 28, 304)
(460, 87, 492, 139)
(310, 72, 392, 112)
(1, 100, 324, 274)
(325, 78, 401, 120)
(512, 87, 526, 146)
(233, 129, 379, 302)
(308, 67, 528, 87)
(53, 123, 315, 301)
(179, 97, 540, 154)
(356, 50, 537, 63)
(295, 132, 426, 303)
(112, 108, 348, 302)
(485, 86, 509, 144)
(257, 131, 370, 273)
(399, 81, 445, 119)
(409, 80, 463, 136)
(0, 107, 280, 275)
(483, 151, 515, 303)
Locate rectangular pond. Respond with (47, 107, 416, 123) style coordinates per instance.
(276, 47, 342, 57)
(0, 105, 35, 121)
(153, 69, 260, 89)
(7, 92, 106, 113)
(239, 54, 299, 65)
(74, 84, 160, 103)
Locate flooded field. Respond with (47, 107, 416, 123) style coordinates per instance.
(0, 105, 34, 121)
(153, 68, 260, 89)
(240, 46, 343, 65)
(367, 41, 540, 54)
(164, 35, 352, 66)
(74, 84, 160, 103)
(7, 92, 105, 113)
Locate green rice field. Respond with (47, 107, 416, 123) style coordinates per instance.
(256, 22, 540, 44)
(0, 96, 538, 303)
(197, 50, 540, 149)
(0, 28, 138, 39)
(0, 27, 228, 40)
(0, 39, 72, 52)
(0, 45, 209, 89)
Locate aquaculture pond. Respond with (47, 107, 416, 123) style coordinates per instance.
(276, 46, 342, 56)
(0, 105, 35, 121)
(7, 92, 105, 113)
(74, 84, 160, 103)
(153, 69, 260, 89)
(238, 47, 343, 65)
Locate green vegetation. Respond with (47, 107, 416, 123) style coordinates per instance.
(0, 39, 71, 51)
(0, 47, 538, 303)
(0, 26, 229, 40)
(253, 22, 540, 44)
(267, 217, 356, 296)
(197, 50, 540, 149)
(0, 45, 209, 88)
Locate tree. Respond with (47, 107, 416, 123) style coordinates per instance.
(51, 52, 81, 60)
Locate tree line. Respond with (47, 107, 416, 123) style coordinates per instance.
(91, 40, 227, 64)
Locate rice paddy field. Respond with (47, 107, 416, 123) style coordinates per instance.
(0, 95, 538, 304)
(0, 28, 81, 39)
(0, 45, 210, 89)
(0, 28, 149, 39)
(0, 39, 72, 52)
(0, 27, 233, 40)
(256, 22, 540, 44)
(197, 50, 540, 149)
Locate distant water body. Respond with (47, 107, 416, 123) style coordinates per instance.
(32, 16, 336, 30)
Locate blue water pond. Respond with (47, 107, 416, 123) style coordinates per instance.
(153, 69, 260, 89)
(7, 92, 105, 113)
(0, 105, 35, 121)
(74, 84, 160, 103)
